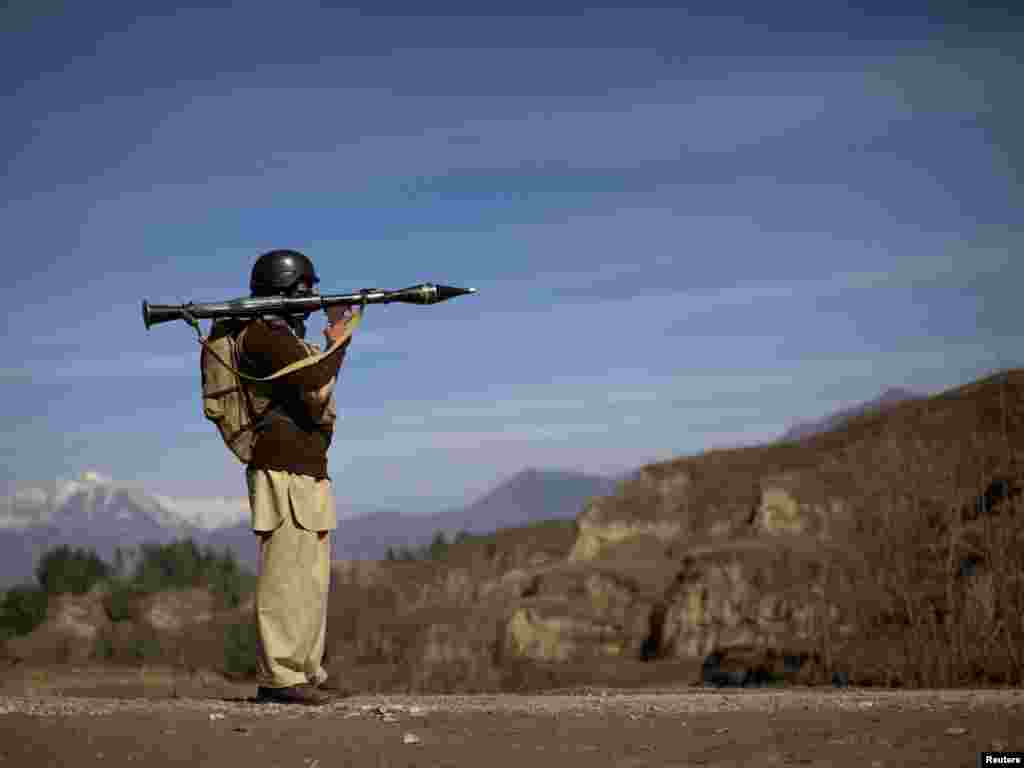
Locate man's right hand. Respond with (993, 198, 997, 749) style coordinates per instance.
(324, 306, 359, 344)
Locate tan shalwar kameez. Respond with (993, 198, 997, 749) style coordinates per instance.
(247, 468, 336, 688)
(238, 316, 349, 691)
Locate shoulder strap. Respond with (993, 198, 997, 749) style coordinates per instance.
(232, 325, 261, 425)
(189, 314, 361, 382)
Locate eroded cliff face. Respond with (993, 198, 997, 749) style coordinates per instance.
(501, 563, 666, 663)
(417, 370, 1023, 688)
(550, 463, 854, 679)
(656, 539, 856, 660)
(571, 465, 853, 562)
(568, 469, 690, 562)
(6, 371, 1021, 691)
(569, 503, 682, 562)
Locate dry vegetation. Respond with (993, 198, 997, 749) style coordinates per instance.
(3, 370, 1023, 695)
(806, 370, 1024, 688)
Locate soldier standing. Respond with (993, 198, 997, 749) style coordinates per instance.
(238, 249, 356, 705)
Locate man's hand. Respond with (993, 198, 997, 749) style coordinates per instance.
(303, 375, 336, 409)
(324, 305, 359, 344)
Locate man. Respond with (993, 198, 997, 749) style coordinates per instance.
(237, 249, 357, 706)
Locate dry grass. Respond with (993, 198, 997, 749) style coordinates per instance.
(5, 369, 1022, 694)
(788, 371, 1024, 688)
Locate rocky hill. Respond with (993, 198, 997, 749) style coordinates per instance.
(318, 367, 1024, 691)
(6, 369, 1022, 692)
(779, 387, 921, 442)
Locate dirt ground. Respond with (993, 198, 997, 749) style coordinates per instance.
(0, 668, 1022, 767)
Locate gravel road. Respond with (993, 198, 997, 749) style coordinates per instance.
(0, 688, 1022, 767)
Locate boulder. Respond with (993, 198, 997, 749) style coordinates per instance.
(499, 559, 671, 663)
(656, 537, 855, 669)
(4, 588, 111, 663)
(753, 472, 851, 540)
(504, 604, 628, 662)
(569, 496, 682, 561)
(52, 590, 109, 641)
(140, 588, 216, 634)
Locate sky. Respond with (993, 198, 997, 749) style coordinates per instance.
(1, 1, 1021, 515)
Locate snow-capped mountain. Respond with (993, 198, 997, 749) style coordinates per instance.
(1, 471, 249, 532)
(0, 470, 402, 587)
(0, 471, 253, 588)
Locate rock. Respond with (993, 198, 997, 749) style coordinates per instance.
(752, 474, 849, 540)
(487, 569, 534, 600)
(51, 592, 109, 641)
(568, 476, 691, 562)
(502, 565, 658, 664)
(569, 514, 681, 562)
(142, 588, 215, 633)
(506, 607, 577, 662)
(755, 485, 808, 535)
(657, 537, 851, 672)
(708, 520, 733, 537)
(1, 591, 114, 664)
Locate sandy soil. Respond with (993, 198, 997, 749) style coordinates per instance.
(0, 669, 1021, 767)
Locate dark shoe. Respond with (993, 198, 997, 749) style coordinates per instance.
(256, 684, 331, 706)
(313, 675, 354, 699)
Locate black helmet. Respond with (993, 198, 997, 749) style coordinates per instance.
(250, 249, 320, 297)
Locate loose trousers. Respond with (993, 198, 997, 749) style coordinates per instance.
(246, 467, 336, 689)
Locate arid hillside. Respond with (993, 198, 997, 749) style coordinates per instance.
(319, 367, 1024, 691)
(4, 369, 1023, 693)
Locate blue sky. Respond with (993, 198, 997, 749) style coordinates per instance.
(2, 2, 1021, 513)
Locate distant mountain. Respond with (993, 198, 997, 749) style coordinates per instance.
(333, 468, 620, 559)
(1, 472, 246, 533)
(779, 387, 922, 442)
(435, 467, 619, 536)
(0, 467, 619, 586)
(0, 471, 387, 587)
